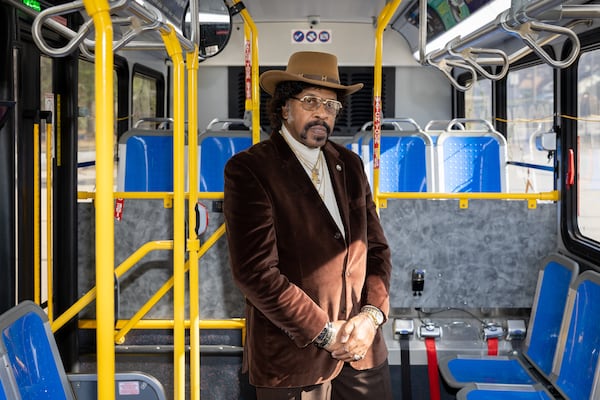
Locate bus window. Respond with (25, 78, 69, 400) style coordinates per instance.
(577, 49, 600, 244)
(465, 78, 492, 123)
(132, 70, 158, 125)
(506, 63, 554, 193)
(77, 59, 118, 191)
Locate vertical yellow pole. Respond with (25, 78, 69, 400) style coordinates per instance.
(373, 0, 401, 210)
(82, 1, 114, 399)
(46, 120, 54, 321)
(33, 118, 40, 305)
(186, 48, 201, 400)
(235, 0, 260, 144)
(160, 27, 186, 400)
(243, 24, 252, 113)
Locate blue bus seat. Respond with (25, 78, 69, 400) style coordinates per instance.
(435, 119, 507, 192)
(117, 129, 174, 192)
(0, 301, 75, 400)
(358, 118, 434, 192)
(456, 270, 600, 400)
(198, 118, 264, 192)
(439, 253, 579, 388)
(0, 301, 167, 400)
(0, 359, 17, 400)
(456, 383, 554, 400)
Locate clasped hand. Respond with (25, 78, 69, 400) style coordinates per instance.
(325, 314, 377, 362)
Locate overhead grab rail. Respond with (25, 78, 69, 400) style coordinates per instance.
(499, 18, 580, 69)
(426, 56, 478, 92)
(423, 0, 599, 91)
(446, 39, 510, 81)
(21, 0, 195, 58)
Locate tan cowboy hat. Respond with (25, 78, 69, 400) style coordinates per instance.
(259, 51, 363, 96)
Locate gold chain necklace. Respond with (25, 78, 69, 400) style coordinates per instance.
(295, 150, 323, 186)
(281, 131, 324, 188)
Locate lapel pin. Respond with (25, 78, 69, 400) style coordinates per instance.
(336, 164, 342, 171)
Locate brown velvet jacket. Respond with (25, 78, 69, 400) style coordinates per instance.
(223, 132, 392, 388)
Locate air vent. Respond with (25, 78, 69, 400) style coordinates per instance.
(228, 66, 395, 137)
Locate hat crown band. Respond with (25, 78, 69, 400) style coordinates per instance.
(296, 73, 340, 85)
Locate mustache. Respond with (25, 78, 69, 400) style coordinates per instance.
(303, 120, 331, 135)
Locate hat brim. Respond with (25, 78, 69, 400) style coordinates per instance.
(259, 70, 363, 96)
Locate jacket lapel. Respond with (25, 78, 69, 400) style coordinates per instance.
(322, 142, 350, 237)
(272, 133, 349, 236)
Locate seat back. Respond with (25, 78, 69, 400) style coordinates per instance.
(199, 131, 253, 192)
(0, 301, 75, 400)
(522, 253, 579, 377)
(436, 119, 507, 192)
(117, 129, 174, 192)
(359, 118, 434, 192)
(551, 271, 600, 400)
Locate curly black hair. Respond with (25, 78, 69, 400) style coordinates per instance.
(266, 81, 347, 133)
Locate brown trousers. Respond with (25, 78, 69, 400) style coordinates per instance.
(255, 360, 392, 400)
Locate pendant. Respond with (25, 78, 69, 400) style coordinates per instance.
(311, 167, 321, 185)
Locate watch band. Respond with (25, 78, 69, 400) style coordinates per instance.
(314, 322, 334, 348)
(361, 305, 384, 328)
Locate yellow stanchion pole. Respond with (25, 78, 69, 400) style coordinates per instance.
(81, 1, 115, 399)
(234, 0, 260, 144)
(373, 0, 401, 211)
(160, 26, 186, 400)
(33, 117, 40, 305)
(45, 118, 53, 321)
(186, 47, 201, 400)
(243, 23, 252, 114)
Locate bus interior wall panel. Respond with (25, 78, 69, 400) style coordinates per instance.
(78, 200, 246, 320)
(383, 199, 557, 309)
(78, 198, 556, 319)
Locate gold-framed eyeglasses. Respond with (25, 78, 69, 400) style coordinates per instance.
(291, 95, 342, 115)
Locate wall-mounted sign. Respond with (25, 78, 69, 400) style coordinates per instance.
(291, 29, 332, 44)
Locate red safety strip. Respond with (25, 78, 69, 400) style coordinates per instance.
(487, 337, 498, 356)
(566, 148, 575, 187)
(425, 337, 441, 400)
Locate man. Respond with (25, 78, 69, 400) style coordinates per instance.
(224, 51, 393, 399)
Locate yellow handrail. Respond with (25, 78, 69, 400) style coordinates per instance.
(373, 0, 402, 212)
(51, 240, 174, 332)
(81, 1, 114, 399)
(79, 318, 246, 331)
(113, 224, 226, 344)
(377, 190, 559, 209)
(78, 191, 226, 201)
(160, 25, 186, 400)
(186, 47, 201, 400)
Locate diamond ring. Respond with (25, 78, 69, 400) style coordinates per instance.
(353, 354, 363, 361)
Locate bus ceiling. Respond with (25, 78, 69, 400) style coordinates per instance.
(13, 0, 600, 90)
